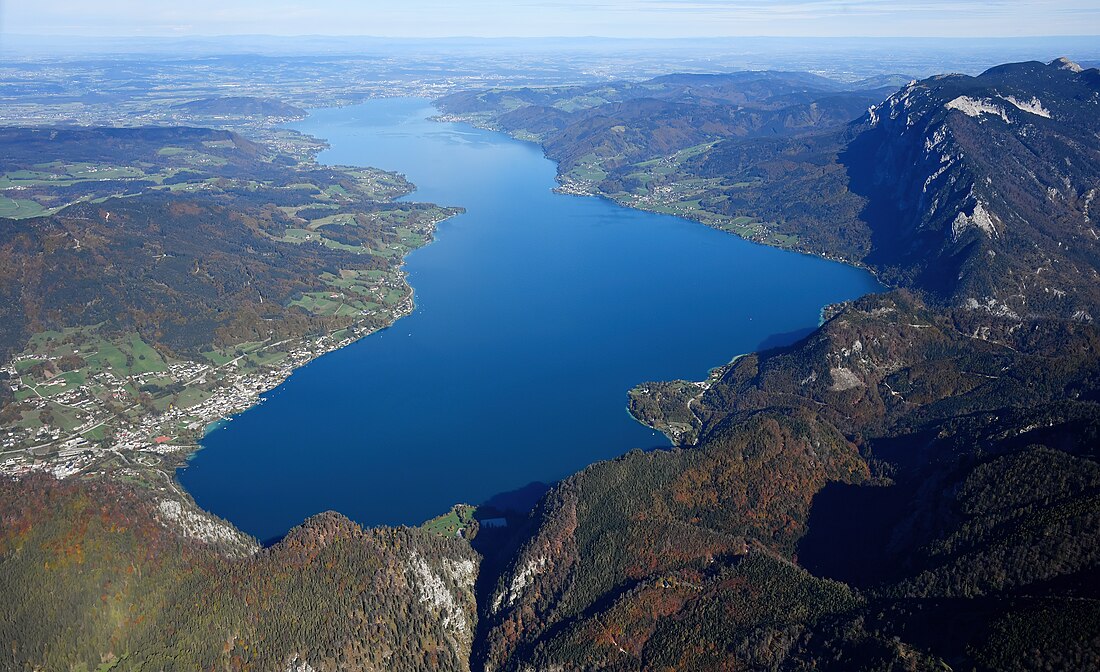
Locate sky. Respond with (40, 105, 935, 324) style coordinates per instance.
(2, 0, 1098, 38)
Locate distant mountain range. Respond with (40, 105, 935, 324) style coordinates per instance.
(1, 59, 1098, 671)
(439, 70, 899, 170)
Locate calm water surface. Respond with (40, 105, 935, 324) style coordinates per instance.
(178, 98, 882, 541)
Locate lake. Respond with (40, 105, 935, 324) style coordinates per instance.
(177, 98, 882, 542)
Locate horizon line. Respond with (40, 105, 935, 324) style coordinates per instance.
(4, 32, 1100, 41)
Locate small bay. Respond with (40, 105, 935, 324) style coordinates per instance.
(178, 98, 883, 542)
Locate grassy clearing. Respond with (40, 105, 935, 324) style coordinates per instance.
(201, 341, 266, 366)
(68, 166, 144, 180)
(247, 349, 288, 368)
(771, 232, 800, 246)
(569, 164, 607, 182)
(202, 350, 236, 366)
(382, 289, 406, 306)
(126, 335, 168, 375)
(156, 148, 227, 167)
(289, 267, 399, 317)
(395, 226, 426, 248)
(170, 386, 211, 410)
(281, 227, 315, 242)
(15, 358, 46, 374)
(308, 213, 356, 229)
(85, 341, 125, 375)
(0, 196, 49, 219)
(34, 370, 87, 397)
(291, 292, 350, 317)
(422, 505, 477, 537)
(19, 327, 169, 381)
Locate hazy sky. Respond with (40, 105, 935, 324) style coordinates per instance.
(3, 0, 1098, 38)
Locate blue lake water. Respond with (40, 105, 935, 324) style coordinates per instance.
(177, 98, 883, 542)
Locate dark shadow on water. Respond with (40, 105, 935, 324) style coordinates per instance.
(477, 481, 551, 518)
(261, 532, 286, 547)
(468, 481, 553, 670)
(254, 444, 669, 551)
(756, 326, 816, 353)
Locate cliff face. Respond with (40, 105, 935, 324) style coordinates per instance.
(845, 59, 1100, 319)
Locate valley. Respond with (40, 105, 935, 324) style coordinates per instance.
(0, 39, 1098, 671)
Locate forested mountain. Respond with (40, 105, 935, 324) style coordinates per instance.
(0, 191, 450, 361)
(173, 96, 307, 119)
(442, 61, 1100, 316)
(438, 70, 897, 174)
(0, 475, 478, 670)
(483, 290, 1100, 670)
(0, 124, 462, 465)
(693, 58, 1100, 317)
(1, 60, 1099, 671)
(0, 126, 458, 362)
(456, 59, 1100, 671)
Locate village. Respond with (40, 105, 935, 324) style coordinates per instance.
(0, 290, 416, 483)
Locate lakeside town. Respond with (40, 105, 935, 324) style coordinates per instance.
(0, 274, 420, 483)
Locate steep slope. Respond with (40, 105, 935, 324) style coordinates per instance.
(473, 60, 1100, 672)
(845, 59, 1100, 317)
(480, 289, 1100, 670)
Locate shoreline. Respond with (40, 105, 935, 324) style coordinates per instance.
(438, 110, 887, 283)
(0, 103, 463, 543)
(434, 111, 887, 447)
(0, 199, 458, 549)
(5, 98, 878, 550)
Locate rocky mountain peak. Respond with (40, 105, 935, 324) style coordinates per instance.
(850, 59, 1100, 322)
(1052, 56, 1084, 72)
